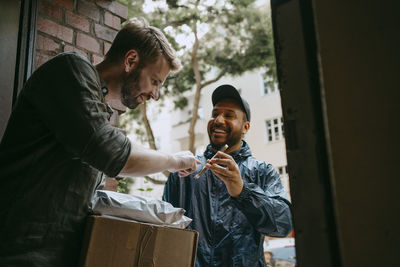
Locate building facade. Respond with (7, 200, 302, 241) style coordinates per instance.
(130, 68, 291, 200)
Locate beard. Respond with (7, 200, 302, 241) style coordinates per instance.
(121, 67, 142, 109)
(208, 124, 243, 151)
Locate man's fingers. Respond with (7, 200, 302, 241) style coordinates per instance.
(168, 151, 199, 173)
(208, 158, 235, 168)
(178, 171, 189, 177)
(215, 151, 232, 159)
(178, 165, 198, 177)
(206, 162, 227, 173)
(206, 163, 230, 182)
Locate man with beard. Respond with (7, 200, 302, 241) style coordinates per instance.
(0, 18, 199, 266)
(163, 84, 293, 267)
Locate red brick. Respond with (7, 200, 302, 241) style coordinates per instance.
(95, 23, 117, 42)
(53, 0, 74, 10)
(76, 32, 100, 53)
(103, 41, 112, 55)
(64, 45, 88, 58)
(65, 11, 90, 32)
(37, 17, 73, 43)
(96, 0, 128, 19)
(35, 52, 52, 69)
(39, 0, 62, 21)
(104, 177, 118, 191)
(104, 11, 121, 30)
(36, 34, 61, 54)
(92, 54, 104, 65)
(77, 1, 100, 22)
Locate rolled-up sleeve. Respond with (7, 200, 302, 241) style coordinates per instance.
(81, 123, 131, 177)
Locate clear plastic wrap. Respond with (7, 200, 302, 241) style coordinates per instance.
(91, 190, 192, 229)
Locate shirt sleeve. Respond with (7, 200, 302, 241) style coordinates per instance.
(232, 162, 293, 237)
(23, 53, 130, 177)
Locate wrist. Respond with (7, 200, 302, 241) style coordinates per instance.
(233, 181, 250, 200)
(229, 180, 244, 198)
(166, 154, 176, 172)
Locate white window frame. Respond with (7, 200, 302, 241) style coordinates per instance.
(260, 71, 279, 96)
(265, 117, 285, 143)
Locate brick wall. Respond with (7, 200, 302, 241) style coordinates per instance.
(36, 0, 129, 191)
(36, 0, 128, 68)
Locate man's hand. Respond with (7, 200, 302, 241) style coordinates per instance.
(168, 151, 201, 177)
(205, 151, 243, 197)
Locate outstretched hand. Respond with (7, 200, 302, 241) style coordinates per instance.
(167, 151, 201, 177)
(205, 151, 243, 197)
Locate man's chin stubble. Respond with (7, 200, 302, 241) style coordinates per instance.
(122, 97, 139, 109)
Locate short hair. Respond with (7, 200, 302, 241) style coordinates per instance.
(105, 17, 181, 71)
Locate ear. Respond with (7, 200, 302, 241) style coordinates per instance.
(242, 121, 250, 135)
(124, 49, 139, 73)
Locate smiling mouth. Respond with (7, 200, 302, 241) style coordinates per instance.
(212, 128, 228, 134)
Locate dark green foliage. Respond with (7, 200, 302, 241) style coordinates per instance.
(151, 0, 276, 103)
(118, 0, 277, 150)
(117, 177, 135, 194)
(117, 0, 146, 19)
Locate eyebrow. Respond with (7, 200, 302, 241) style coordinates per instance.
(212, 108, 238, 114)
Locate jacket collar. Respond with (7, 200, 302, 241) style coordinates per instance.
(204, 140, 252, 161)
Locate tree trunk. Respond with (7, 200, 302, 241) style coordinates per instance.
(140, 102, 156, 150)
(188, 23, 202, 154)
(139, 102, 170, 178)
(188, 85, 202, 154)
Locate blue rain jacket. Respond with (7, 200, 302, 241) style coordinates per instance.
(163, 141, 292, 267)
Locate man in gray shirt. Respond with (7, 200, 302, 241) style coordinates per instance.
(0, 18, 198, 266)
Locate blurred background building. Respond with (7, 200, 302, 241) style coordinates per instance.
(128, 68, 291, 202)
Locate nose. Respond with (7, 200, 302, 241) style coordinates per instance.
(214, 114, 225, 124)
(150, 87, 159, 101)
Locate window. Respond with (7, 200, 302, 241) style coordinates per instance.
(276, 165, 290, 200)
(265, 117, 284, 142)
(261, 72, 278, 95)
(277, 165, 289, 176)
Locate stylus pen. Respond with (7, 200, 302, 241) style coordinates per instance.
(194, 144, 229, 179)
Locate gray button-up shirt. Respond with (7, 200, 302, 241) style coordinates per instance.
(0, 52, 131, 266)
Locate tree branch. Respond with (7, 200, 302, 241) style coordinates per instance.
(162, 18, 192, 28)
(144, 175, 167, 185)
(191, 27, 200, 85)
(188, 21, 202, 153)
(200, 69, 227, 88)
(139, 102, 170, 178)
(166, 0, 189, 9)
(140, 102, 156, 150)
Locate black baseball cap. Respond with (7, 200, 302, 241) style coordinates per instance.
(212, 84, 251, 122)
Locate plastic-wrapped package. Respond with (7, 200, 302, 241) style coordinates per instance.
(90, 190, 192, 229)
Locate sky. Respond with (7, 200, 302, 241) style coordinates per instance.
(141, 0, 269, 54)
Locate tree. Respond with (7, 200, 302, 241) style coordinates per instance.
(117, 177, 135, 193)
(118, 0, 276, 171)
(142, 0, 276, 153)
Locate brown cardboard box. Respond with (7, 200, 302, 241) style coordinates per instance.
(80, 215, 198, 267)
